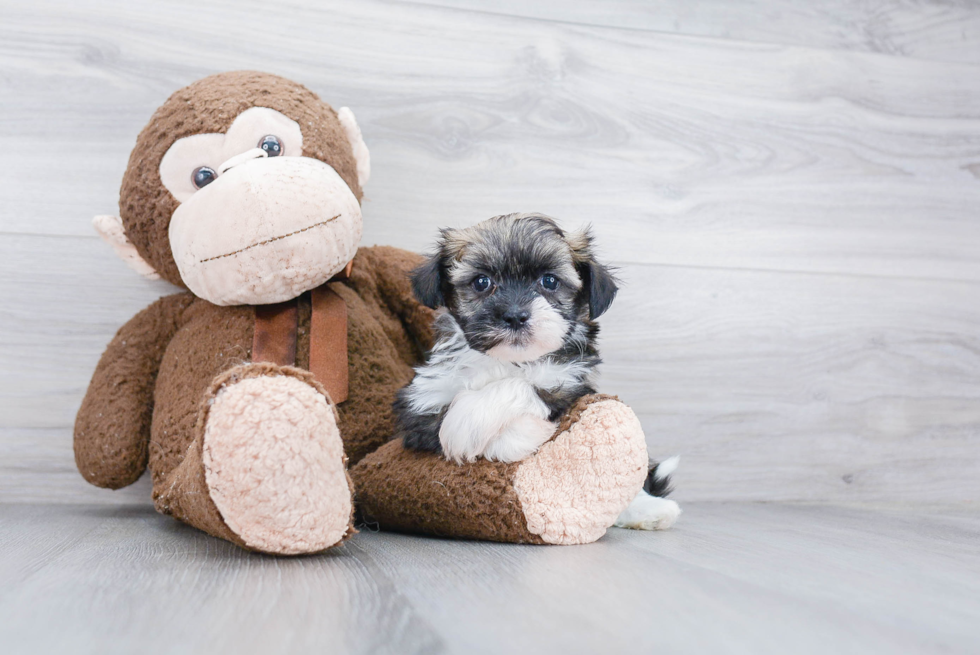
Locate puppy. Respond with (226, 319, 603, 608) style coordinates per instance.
(394, 212, 680, 529)
(394, 212, 613, 463)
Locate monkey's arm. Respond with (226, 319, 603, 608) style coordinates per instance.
(74, 292, 195, 489)
(348, 245, 437, 367)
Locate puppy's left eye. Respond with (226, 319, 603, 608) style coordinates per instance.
(472, 275, 493, 293)
(540, 274, 560, 291)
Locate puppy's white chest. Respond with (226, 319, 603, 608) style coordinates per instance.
(463, 359, 533, 393)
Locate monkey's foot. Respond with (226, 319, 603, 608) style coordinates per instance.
(351, 394, 648, 545)
(510, 395, 650, 544)
(199, 364, 354, 554)
(152, 364, 354, 554)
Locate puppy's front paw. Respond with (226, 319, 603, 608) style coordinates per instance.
(613, 490, 681, 531)
(438, 390, 492, 463)
(482, 415, 557, 463)
(438, 379, 552, 463)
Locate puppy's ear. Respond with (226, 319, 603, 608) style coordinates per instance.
(568, 226, 619, 319)
(410, 254, 445, 309)
(583, 260, 619, 319)
(412, 227, 468, 309)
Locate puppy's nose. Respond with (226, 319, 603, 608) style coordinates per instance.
(501, 308, 530, 329)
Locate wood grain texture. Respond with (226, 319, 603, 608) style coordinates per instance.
(4, 0, 980, 280)
(603, 264, 980, 505)
(1, 503, 978, 654)
(1, 0, 979, 506)
(420, 0, 980, 65)
(3, 235, 980, 505)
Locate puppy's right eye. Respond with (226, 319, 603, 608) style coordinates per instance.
(471, 275, 492, 293)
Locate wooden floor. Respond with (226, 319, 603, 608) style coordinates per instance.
(2, 502, 978, 654)
(2, 1, 980, 652)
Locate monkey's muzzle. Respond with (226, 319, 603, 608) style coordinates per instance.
(169, 156, 362, 306)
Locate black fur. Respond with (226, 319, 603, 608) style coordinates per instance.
(394, 213, 618, 456)
(392, 392, 445, 453)
(534, 332, 603, 421)
(409, 254, 445, 310)
(643, 460, 674, 498)
(579, 259, 619, 319)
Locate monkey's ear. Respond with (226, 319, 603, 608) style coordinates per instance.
(337, 107, 370, 189)
(92, 215, 161, 280)
(582, 260, 619, 319)
(410, 254, 445, 309)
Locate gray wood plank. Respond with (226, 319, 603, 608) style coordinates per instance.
(4, 234, 978, 505)
(2, 0, 979, 505)
(419, 0, 980, 65)
(0, 505, 444, 655)
(2, 0, 979, 281)
(1, 503, 977, 654)
(602, 264, 980, 504)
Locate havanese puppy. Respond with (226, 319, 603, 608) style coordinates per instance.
(393, 212, 680, 530)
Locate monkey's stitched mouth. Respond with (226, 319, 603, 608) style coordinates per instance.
(198, 215, 341, 264)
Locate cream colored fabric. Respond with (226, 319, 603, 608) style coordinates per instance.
(158, 133, 226, 203)
(168, 156, 362, 306)
(159, 107, 304, 203)
(203, 374, 352, 555)
(92, 214, 160, 279)
(338, 107, 370, 188)
(513, 399, 649, 545)
(218, 147, 267, 174)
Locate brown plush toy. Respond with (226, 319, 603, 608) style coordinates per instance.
(76, 71, 650, 554)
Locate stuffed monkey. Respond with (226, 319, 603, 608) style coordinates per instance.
(76, 71, 651, 554)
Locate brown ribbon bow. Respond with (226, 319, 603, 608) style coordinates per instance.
(251, 261, 352, 404)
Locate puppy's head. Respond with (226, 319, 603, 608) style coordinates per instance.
(412, 213, 618, 363)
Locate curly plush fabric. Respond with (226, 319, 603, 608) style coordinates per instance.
(513, 398, 648, 545)
(203, 367, 353, 554)
(75, 71, 653, 552)
(76, 246, 434, 553)
(351, 394, 648, 545)
(74, 293, 195, 489)
(352, 443, 543, 543)
(119, 71, 362, 286)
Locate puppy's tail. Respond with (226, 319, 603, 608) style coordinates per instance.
(643, 456, 679, 498)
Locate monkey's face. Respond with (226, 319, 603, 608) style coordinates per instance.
(160, 107, 362, 306)
(97, 72, 370, 306)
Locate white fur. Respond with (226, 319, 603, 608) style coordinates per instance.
(614, 490, 682, 531)
(404, 314, 595, 463)
(481, 415, 557, 462)
(439, 378, 552, 463)
(488, 297, 569, 363)
(655, 455, 680, 479)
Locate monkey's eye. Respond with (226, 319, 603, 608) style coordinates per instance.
(258, 135, 283, 157)
(541, 274, 560, 291)
(191, 166, 217, 189)
(471, 275, 493, 293)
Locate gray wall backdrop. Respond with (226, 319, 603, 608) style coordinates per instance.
(2, 0, 978, 506)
